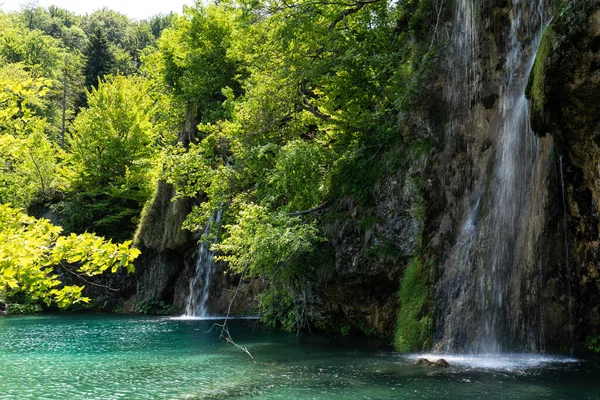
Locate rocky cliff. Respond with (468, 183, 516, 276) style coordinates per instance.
(529, 0, 600, 349)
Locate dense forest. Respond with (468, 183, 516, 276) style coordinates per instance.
(1, 0, 599, 357)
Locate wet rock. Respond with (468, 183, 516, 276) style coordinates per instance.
(415, 358, 433, 366)
(434, 358, 450, 368)
(415, 358, 450, 367)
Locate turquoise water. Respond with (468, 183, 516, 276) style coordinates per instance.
(1, 315, 599, 399)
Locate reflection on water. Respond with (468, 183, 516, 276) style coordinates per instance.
(0, 315, 599, 399)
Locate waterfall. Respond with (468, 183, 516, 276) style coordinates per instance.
(435, 0, 551, 353)
(184, 210, 223, 317)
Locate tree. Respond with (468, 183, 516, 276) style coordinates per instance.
(0, 66, 61, 207)
(158, 5, 241, 124)
(81, 8, 130, 48)
(65, 75, 157, 240)
(83, 27, 113, 88)
(59, 52, 85, 147)
(148, 13, 176, 39)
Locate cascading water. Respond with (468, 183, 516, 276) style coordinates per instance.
(184, 210, 223, 317)
(435, 0, 553, 353)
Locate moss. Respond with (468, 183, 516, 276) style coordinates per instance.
(528, 26, 555, 113)
(409, 139, 433, 160)
(359, 215, 379, 231)
(340, 324, 351, 336)
(585, 335, 600, 354)
(394, 255, 433, 352)
(407, 177, 426, 223)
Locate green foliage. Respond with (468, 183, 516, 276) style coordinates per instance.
(394, 256, 433, 352)
(528, 26, 555, 113)
(0, 67, 64, 207)
(0, 204, 140, 309)
(0, 0, 439, 332)
(0, 20, 63, 78)
(258, 287, 301, 331)
(70, 75, 156, 185)
(340, 324, 351, 336)
(155, 0, 437, 332)
(64, 75, 158, 239)
(134, 299, 174, 315)
(158, 5, 240, 109)
(6, 302, 43, 315)
(265, 140, 330, 212)
(216, 202, 325, 277)
(359, 216, 379, 231)
(83, 27, 114, 88)
(585, 335, 600, 354)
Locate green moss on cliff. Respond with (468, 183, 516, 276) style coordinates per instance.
(394, 255, 433, 352)
(528, 26, 555, 113)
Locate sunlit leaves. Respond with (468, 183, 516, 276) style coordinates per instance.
(215, 202, 324, 277)
(70, 74, 156, 185)
(0, 67, 62, 207)
(161, 0, 405, 291)
(0, 204, 140, 308)
(158, 5, 240, 108)
(265, 140, 330, 212)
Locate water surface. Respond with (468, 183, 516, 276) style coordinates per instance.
(0, 315, 598, 399)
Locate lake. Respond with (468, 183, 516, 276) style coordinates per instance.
(0, 315, 598, 399)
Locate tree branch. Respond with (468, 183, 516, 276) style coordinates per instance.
(300, 96, 331, 120)
(207, 256, 257, 363)
(286, 201, 329, 216)
(248, 108, 299, 138)
(329, 0, 382, 30)
(59, 264, 120, 292)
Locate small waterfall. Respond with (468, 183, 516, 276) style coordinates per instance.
(184, 210, 223, 317)
(436, 0, 551, 353)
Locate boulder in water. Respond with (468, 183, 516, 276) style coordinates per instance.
(434, 358, 449, 368)
(415, 358, 433, 366)
(415, 358, 450, 367)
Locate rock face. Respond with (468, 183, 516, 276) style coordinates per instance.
(300, 0, 600, 348)
(305, 164, 426, 336)
(530, 1, 600, 349)
(426, 0, 600, 353)
(130, 180, 194, 310)
(130, 180, 262, 315)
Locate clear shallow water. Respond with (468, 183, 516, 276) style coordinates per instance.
(1, 315, 599, 399)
